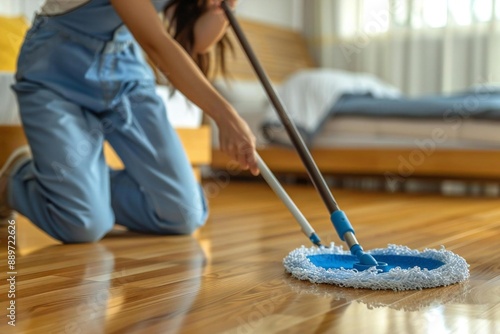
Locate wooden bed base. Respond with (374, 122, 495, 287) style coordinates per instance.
(0, 125, 211, 181)
(209, 19, 500, 181)
(212, 147, 500, 180)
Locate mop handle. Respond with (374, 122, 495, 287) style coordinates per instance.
(221, 3, 376, 261)
(256, 153, 321, 246)
(221, 1, 339, 214)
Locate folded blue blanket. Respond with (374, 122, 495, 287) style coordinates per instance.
(262, 88, 500, 146)
(333, 90, 500, 120)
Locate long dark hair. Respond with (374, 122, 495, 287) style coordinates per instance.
(164, 0, 233, 79)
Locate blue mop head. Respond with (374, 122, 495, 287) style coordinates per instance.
(283, 244, 469, 291)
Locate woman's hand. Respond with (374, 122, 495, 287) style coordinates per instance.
(216, 110, 259, 175)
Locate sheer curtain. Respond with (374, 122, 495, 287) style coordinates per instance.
(304, 0, 500, 96)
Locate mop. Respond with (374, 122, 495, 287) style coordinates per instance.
(221, 2, 469, 290)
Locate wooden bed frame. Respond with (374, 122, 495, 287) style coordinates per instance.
(211, 19, 500, 180)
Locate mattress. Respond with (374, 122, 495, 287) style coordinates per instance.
(0, 72, 202, 128)
(248, 115, 500, 150)
(211, 79, 500, 150)
(313, 117, 500, 149)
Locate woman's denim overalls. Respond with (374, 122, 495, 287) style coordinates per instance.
(9, 0, 208, 242)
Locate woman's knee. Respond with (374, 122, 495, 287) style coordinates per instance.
(153, 196, 208, 235)
(53, 206, 115, 243)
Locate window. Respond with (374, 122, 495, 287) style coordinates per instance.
(341, 0, 500, 37)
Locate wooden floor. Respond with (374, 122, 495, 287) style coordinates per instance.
(1, 181, 499, 333)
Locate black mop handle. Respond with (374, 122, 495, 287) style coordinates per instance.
(221, 1, 339, 214)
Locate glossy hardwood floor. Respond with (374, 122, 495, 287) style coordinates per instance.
(0, 180, 499, 334)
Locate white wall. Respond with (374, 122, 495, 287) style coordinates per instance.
(237, 0, 304, 31)
(0, 0, 43, 21)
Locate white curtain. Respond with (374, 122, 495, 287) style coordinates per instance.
(304, 0, 500, 96)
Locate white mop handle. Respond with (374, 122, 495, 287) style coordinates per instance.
(256, 153, 316, 238)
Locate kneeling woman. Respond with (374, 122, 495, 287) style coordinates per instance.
(0, 0, 258, 243)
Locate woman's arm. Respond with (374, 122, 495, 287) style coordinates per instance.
(111, 0, 258, 174)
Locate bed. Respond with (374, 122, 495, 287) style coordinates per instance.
(0, 72, 211, 181)
(210, 19, 500, 183)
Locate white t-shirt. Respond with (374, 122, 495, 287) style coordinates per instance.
(41, 0, 91, 15)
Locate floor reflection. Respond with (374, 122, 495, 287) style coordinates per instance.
(0, 220, 207, 334)
(279, 275, 480, 333)
(283, 275, 471, 312)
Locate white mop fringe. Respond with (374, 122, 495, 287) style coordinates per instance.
(283, 243, 470, 291)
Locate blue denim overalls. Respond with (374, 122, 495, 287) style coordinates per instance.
(9, 0, 208, 243)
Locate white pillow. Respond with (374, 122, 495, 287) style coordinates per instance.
(264, 69, 401, 133)
(155, 86, 202, 128)
(0, 72, 20, 125)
